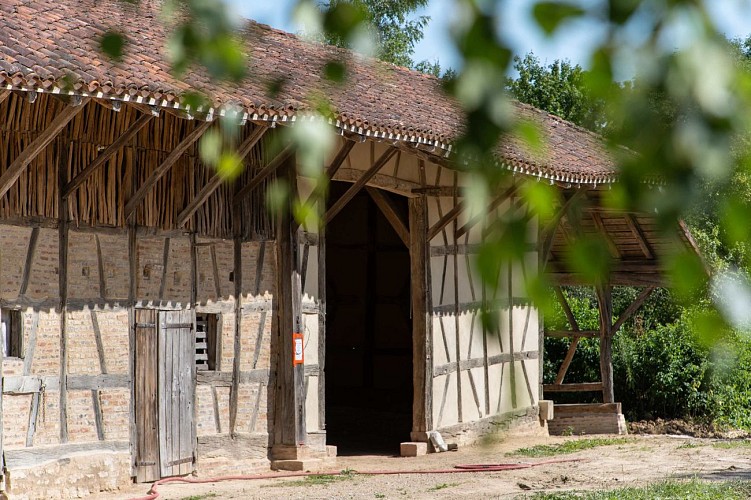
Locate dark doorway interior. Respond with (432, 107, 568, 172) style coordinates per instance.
(325, 182, 413, 455)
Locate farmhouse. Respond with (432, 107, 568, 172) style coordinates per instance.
(0, 0, 699, 497)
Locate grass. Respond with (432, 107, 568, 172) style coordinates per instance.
(428, 482, 460, 491)
(508, 438, 635, 457)
(525, 479, 751, 499)
(712, 439, 751, 449)
(179, 495, 217, 500)
(677, 441, 701, 449)
(262, 469, 357, 488)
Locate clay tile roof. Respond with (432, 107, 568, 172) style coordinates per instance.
(0, 0, 620, 185)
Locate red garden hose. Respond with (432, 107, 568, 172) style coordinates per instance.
(129, 458, 581, 500)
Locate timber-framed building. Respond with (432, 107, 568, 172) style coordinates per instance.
(0, 1, 700, 497)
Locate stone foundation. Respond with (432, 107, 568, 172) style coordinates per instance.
(547, 403, 628, 436)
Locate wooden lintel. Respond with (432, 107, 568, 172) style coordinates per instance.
(177, 126, 268, 226)
(427, 200, 465, 241)
(545, 330, 599, 339)
(543, 382, 603, 393)
(0, 100, 89, 200)
(455, 184, 518, 239)
(233, 143, 295, 207)
(366, 187, 409, 246)
(325, 139, 356, 179)
(64, 113, 154, 199)
(124, 120, 212, 218)
(590, 211, 621, 259)
(624, 214, 655, 259)
(612, 286, 656, 334)
(324, 147, 398, 224)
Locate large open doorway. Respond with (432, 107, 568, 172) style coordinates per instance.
(325, 182, 413, 455)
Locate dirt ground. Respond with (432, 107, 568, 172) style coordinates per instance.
(103, 434, 751, 500)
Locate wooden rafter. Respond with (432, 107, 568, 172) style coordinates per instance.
(590, 211, 621, 259)
(125, 120, 212, 218)
(233, 143, 295, 207)
(366, 186, 409, 246)
(454, 184, 518, 239)
(624, 214, 655, 260)
(324, 147, 397, 224)
(177, 125, 268, 226)
(0, 89, 11, 106)
(325, 139, 356, 179)
(0, 99, 89, 200)
(63, 112, 155, 199)
(612, 286, 656, 334)
(541, 189, 585, 266)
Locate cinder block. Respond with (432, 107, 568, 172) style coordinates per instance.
(400, 442, 428, 457)
(539, 400, 554, 421)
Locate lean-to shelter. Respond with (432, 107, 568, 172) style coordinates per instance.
(0, 0, 700, 496)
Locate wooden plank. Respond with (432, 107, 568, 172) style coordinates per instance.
(18, 227, 39, 297)
(233, 144, 295, 207)
(612, 286, 656, 334)
(366, 187, 409, 246)
(134, 309, 159, 483)
(210, 245, 221, 298)
(0, 101, 88, 200)
(63, 113, 154, 198)
(177, 126, 268, 227)
(543, 382, 604, 393)
(65, 374, 130, 390)
(0, 89, 11, 106)
(554, 402, 622, 415)
(324, 147, 398, 223)
(591, 211, 621, 259)
(409, 196, 432, 434)
(125, 120, 212, 218)
(325, 139, 356, 179)
(453, 191, 463, 422)
(22, 311, 39, 376)
(545, 330, 599, 339)
(596, 285, 614, 403)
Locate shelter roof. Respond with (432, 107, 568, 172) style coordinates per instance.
(0, 0, 618, 185)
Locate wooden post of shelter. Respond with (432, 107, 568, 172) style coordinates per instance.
(596, 285, 615, 403)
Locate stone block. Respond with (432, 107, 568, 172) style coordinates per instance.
(539, 400, 554, 421)
(400, 442, 428, 457)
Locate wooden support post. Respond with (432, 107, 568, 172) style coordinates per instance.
(63, 113, 154, 199)
(409, 195, 432, 437)
(124, 120, 212, 218)
(0, 101, 88, 200)
(323, 147, 397, 224)
(596, 285, 614, 403)
(317, 219, 327, 432)
(58, 138, 70, 443)
(274, 155, 306, 446)
(230, 205, 243, 436)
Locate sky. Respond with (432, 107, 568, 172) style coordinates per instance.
(229, 0, 751, 74)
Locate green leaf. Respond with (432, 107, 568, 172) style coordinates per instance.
(101, 31, 126, 61)
(532, 2, 586, 36)
(323, 60, 347, 83)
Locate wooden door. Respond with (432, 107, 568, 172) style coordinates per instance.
(134, 309, 159, 483)
(158, 309, 196, 477)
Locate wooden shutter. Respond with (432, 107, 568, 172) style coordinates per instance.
(158, 310, 196, 477)
(134, 309, 159, 483)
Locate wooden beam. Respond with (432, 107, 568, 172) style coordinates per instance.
(591, 211, 621, 259)
(233, 144, 295, 207)
(555, 337, 580, 385)
(624, 214, 655, 260)
(366, 187, 409, 246)
(0, 101, 88, 200)
(63, 113, 154, 199)
(455, 184, 518, 239)
(0, 89, 11, 106)
(612, 286, 656, 334)
(548, 271, 665, 287)
(541, 190, 585, 267)
(543, 382, 604, 393)
(427, 200, 465, 242)
(325, 139, 356, 179)
(324, 147, 398, 224)
(124, 120, 212, 218)
(554, 287, 580, 332)
(596, 285, 615, 403)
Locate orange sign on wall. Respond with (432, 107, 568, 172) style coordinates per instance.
(293, 332, 304, 365)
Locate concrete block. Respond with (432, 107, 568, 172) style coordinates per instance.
(400, 442, 428, 457)
(539, 400, 554, 421)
